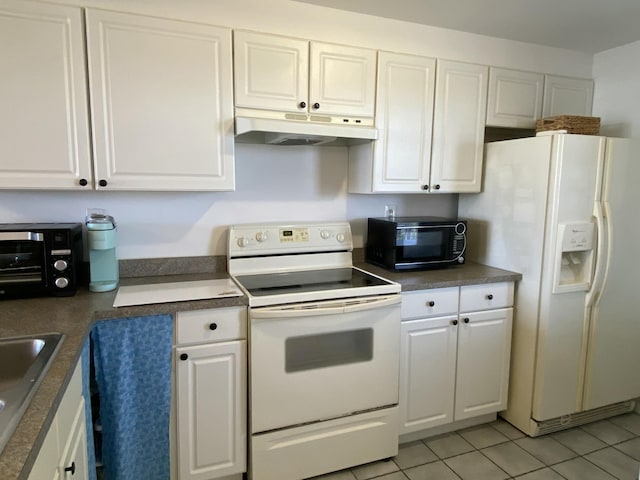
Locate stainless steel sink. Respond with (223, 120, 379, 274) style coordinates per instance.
(0, 333, 64, 455)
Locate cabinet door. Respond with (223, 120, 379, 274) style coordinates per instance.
(372, 52, 436, 192)
(486, 68, 544, 128)
(309, 42, 377, 118)
(399, 316, 458, 434)
(58, 398, 89, 480)
(542, 75, 594, 118)
(176, 340, 246, 480)
(86, 9, 234, 191)
(0, 0, 91, 189)
(431, 60, 488, 193)
(234, 31, 309, 114)
(454, 308, 513, 421)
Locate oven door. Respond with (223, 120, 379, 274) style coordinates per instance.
(249, 294, 400, 434)
(0, 232, 46, 292)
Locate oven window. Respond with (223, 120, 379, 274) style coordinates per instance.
(397, 228, 446, 261)
(285, 328, 373, 373)
(0, 241, 44, 284)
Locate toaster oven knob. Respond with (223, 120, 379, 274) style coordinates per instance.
(55, 277, 69, 289)
(53, 259, 68, 271)
(455, 222, 466, 234)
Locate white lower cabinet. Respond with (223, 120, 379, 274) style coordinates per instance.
(174, 307, 247, 480)
(28, 359, 88, 480)
(399, 283, 514, 436)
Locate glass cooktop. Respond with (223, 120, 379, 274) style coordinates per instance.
(234, 267, 391, 297)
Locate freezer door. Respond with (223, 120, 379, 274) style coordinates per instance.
(532, 134, 605, 421)
(583, 138, 640, 410)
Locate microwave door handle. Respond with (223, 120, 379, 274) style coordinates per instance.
(0, 232, 45, 241)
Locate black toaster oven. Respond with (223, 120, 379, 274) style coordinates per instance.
(0, 223, 83, 299)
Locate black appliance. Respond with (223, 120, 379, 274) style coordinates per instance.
(0, 223, 83, 299)
(366, 216, 466, 271)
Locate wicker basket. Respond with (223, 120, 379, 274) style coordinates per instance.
(536, 115, 601, 135)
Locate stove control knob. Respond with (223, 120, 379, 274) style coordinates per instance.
(255, 231, 268, 242)
(320, 230, 331, 240)
(237, 237, 250, 247)
(55, 277, 69, 289)
(336, 233, 345, 243)
(54, 259, 68, 271)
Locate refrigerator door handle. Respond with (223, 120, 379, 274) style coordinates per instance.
(586, 202, 609, 308)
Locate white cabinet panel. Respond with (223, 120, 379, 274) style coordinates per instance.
(401, 287, 459, 320)
(176, 340, 247, 480)
(28, 359, 86, 480)
(0, 0, 91, 189)
(459, 282, 514, 312)
(455, 308, 513, 421)
(399, 283, 515, 435)
(400, 316, 458, 433)
(309, 42, 377, 118)
(86, 9, 234, 191)
(370, 52, 435, 192)
(542, 75, 594, 118)
(431, 60, 488, 193)
(234, 30, 308, 113)
(487, 68, 544, 128)
(234, 31, 376, 121)
(174, 306, 247, 480)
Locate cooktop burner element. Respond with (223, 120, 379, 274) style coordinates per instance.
(227, 222, 400, 306)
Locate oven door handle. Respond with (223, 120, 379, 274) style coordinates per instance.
(250, 294, 400, 319)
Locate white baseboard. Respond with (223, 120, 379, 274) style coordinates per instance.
(399, 413, 497, 444)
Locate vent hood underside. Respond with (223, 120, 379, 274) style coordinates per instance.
(234, 116, 378, 146)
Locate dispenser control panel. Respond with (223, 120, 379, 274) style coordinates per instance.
(560, 222, 595, 252)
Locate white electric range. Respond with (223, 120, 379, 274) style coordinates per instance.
(228, 222, 401, 480)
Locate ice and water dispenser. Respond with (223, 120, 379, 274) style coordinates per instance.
(86, 210, 119, 292)
(553, 222, 595, 293)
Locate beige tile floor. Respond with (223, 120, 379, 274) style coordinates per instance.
(309, 413, 640, 480)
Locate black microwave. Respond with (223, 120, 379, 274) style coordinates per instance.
(0, 223, 83, 299)
(366, 217, 466, 271)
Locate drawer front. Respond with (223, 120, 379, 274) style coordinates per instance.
(401, 287, 459, 320)
(176, 306, 247, 345)
(459, 282, 514, 312)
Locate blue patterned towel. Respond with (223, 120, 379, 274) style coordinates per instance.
(91, 315, 173, 480)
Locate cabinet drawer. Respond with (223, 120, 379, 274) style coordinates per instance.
(176, 307, 247, 345)
(401, 287, 459, 320)
(459, 282, 514, 312)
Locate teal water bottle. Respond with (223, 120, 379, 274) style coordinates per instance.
(86, 211, 119, 292)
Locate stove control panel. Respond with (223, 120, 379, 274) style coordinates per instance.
(228, 222, 353, 257)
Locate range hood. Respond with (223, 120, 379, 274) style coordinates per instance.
(234, 115, 378, 146)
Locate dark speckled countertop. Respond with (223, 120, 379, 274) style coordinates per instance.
(355, 260, 522, 291)
(0, 271, 247, 480)
(0, 259, 520, 480)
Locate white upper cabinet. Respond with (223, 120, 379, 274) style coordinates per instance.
(542, 74, 594, 118)
(431, 60, 488, 193)
(0, 0, 92, 189)
(486, 67, 544, 128)
(234, 31, 376, 121)
(86, 9, 235, 191)
(349, 51, 436, 193)
(233, 31, 308, 114)
(308, 42, 377, 118)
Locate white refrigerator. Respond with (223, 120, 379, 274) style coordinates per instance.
(459, 133, 640, 436)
